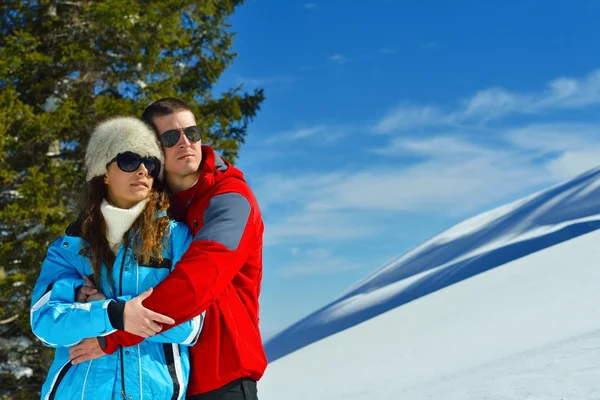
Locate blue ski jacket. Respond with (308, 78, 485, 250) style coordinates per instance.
(30, 219, 204, 399)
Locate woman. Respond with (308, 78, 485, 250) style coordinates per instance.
(30, 117, 203, 399)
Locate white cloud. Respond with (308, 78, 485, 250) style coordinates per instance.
(330, 51, 386, 65)
(374, 69, 600, 133)
(374, 136, 497, 159)
(237, 75, 294, 88)
(265, 125, 348, 145)
(265, 126, 325, 144)
(277, 258, 360, 277)
(253, 173, 343, 210)
(276, 248, 362, 277)
(328, 49, 395, 66)
(504, 124, 600, 180)
(305, 248, 330, 258)
(258, 70, 600, 248)
(264, 210, 374, 246)
(257, 123, 600, 246)
(303, 157, 547, 215)
(461, 87, 526, 120)
(255, 175, 379, 246)
(329, 54, 347, 64)
(546, 151, 600, 181)
(374, 105, 447, 133)
(504, 124, 600, 152)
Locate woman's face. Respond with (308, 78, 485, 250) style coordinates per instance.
(104, 161, 154, 209)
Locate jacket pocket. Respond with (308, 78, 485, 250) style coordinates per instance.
(220, 289, 265, 369)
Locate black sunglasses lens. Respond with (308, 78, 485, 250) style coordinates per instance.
(183, 126, 202, 142)
(160, 126, 202, 147)
(116, 152, 141, 172)
(161, 129, 181, 147)
(144, 159, 159, 178)
(116, 153, 160, 178)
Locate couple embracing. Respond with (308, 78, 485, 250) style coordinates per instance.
(30, 98, 265, 400)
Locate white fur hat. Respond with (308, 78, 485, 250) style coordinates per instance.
(84, 117, 164, 181)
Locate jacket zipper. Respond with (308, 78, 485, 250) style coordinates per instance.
(183, 177, 206, 213)
(118, 250, 127, 400)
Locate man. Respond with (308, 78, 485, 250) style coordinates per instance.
(70, 98, 267, 399)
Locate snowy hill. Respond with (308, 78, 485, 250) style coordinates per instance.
(259, 166, 600, 399)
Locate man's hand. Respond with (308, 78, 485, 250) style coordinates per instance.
(123, 288, 175, 338)
(75, 276, 107, 302)
(75, 276, 98, 302)
(69, 338, 105, 364)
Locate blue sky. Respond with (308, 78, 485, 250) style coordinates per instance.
(214, 0, 600, 338)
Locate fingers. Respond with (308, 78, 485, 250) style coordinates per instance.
(75, 286, 98, 302)
(139, 328, 156, 338)
(69, 338, 104, 364)
(80, 286, 98, 296)
(133, 327, 153, 338)
(82, 275, 96, 288)
(71, 355, 89, 365)
(146, 310, 175, 325)
(69, 345, 91, 362)
(138, 319, 162, 337)
(87, 293, 107, 301)
(146, 319, 163, 333)
(69, 346, 86, 359)
(71, 351, 99, 365)
(128, 320, 161, 338)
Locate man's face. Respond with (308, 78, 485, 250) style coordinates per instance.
(153, 110, 203, 178)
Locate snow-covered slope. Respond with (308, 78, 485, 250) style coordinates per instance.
(260, 167, 600, 399)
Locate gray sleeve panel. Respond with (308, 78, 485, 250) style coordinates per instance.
(193, 192, 251, 251)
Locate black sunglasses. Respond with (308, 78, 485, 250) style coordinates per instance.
(107, 151, 161, 178)
(159, 125, 203, 147)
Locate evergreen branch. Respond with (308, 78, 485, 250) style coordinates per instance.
(0, 315, 18, 325)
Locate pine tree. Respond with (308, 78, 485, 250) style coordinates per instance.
(0, 1, 264, 397)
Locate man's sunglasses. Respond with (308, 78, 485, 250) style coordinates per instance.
(160, 126, 202, 148)
(107, 151, 161, 178)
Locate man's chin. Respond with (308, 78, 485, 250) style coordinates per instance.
(170, 162, 201, 176)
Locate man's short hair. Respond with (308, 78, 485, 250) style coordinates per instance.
(141, 98, 194, 133)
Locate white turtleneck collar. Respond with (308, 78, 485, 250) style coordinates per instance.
(101, 198, 149, 253)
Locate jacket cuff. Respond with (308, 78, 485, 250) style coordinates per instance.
(100, 335, 120, 355)
(107, 301, 125, 331)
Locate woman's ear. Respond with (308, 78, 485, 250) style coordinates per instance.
(103, 174, 108, 184)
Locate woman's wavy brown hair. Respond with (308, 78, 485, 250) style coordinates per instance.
(79, 176, 171, 291)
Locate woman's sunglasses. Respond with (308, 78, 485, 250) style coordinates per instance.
(107, 151, 161, 178)
(159, 125, 203, 147)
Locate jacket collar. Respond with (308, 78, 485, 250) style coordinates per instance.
(169, 145, 242, 219)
